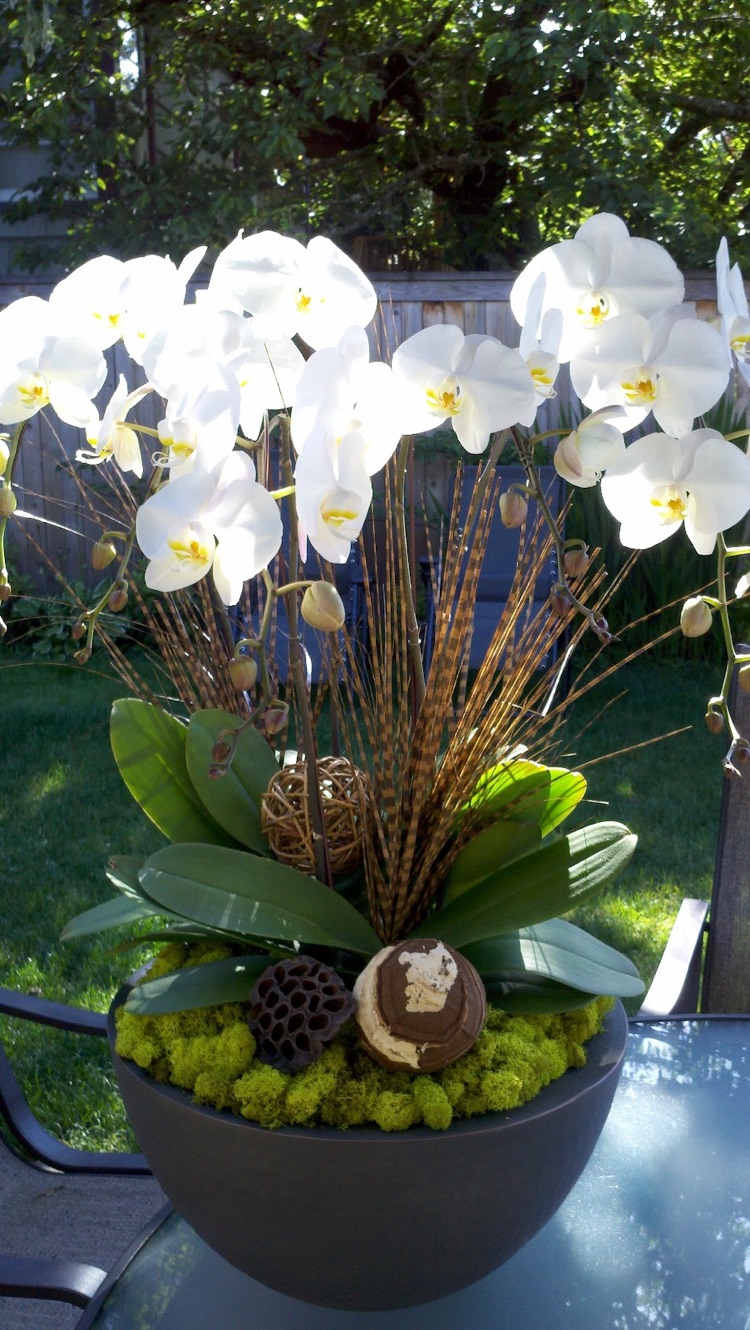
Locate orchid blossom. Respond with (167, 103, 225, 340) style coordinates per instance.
(716, 238, 750, 387)
(77, 377, 153, 477)
(294, 425, 373, 564)
(511, 213, 685, 363)
(391, 324, 536, 453)
(209, 231, 377, 350)
(570, 308, 730, 437)
(517, 273, 562, 407)
(600, 429, 750, 554)
(136, 452, 282, 604)
(155, 363, 242, 478)
(553, 408, 627, 488)
(0, 296, 106, 427)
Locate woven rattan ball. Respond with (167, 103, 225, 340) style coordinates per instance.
(261, 756, 370, 875)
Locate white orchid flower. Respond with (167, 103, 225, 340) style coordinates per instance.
(77, 376, 153, 477)
(141, 300, 246, 400)
(0, 296, 106, 427)
(716, 237, 750, 386)
(136, 452, 282, 604)
(155, 363, 242, 478)
(294, 425, 372, 564)
(391, 324, 536, 454)
(118, 247, 207, 365)
(511, 213, 685, 362)
(553, 408, 627, 488)
(291, 326, 404, 475)
(208, 231, 377, 349)
(224, 326, 305, 441)
(600, 429, 750, 554)
(518, 273, 562, 406)
(570, 308, 730, 437)
(49, 255, 129, 350)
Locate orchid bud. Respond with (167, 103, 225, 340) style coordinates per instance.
(92, 539, 117, 571)
(499, 489, 528, 529)
(74, 645, 92, 664)
(0, 437, 9, 475)
(263, 701, 289, 736)
(71, 619, 86, 641)
(549, 588, 571, 618)
(736, 573, 750, 598)
(705, 709, 725, 735)
(739, 665, 750, 695)
(301, 581, 346, 632)
(591, 613, 613, 645)
(229, 656, 258, 692)
(680, 596, 712, 638)
(212, 737, 232, 763)
(108, 583, 128, 613)
(208, 764, 226, 780)
(0, 486, 17, 517)
(0, 583, 10, 604)
(564, 546, 589, 579)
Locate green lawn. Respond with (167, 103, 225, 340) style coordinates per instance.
(0, 651, 725, 1149)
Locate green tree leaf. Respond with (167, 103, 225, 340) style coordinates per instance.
(124, 954, 270, 1015)
(185, 709, 279, 853)
(430, 822, 638, 947)
(138, 843, 382, 955)
(110, 698, 235, 846)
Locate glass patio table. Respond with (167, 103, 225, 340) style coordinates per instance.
(78, 1017, 750, 1330)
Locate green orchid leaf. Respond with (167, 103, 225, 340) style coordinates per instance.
(445, 821, 541, 901)
(61, 894, 164, 942)
(186, 709, 278, 854)
(139, 843, 382, 956)
(466, 760, 587, 838)
(110, 698, 235, 847)
(106, 924, 237, 956)
(462, 917, 644, 998)
(105, 856, 146, 898)
(431, 822, 637, 947)
(482, 977, 600, 1014)
(124, 954, 271, 1015)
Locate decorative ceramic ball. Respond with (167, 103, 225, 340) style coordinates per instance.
(353, 938, 487, 1073)
(261, 756, 371, 875)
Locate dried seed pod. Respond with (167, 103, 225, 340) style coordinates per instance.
(353, 939, 486, 1073)
(249, 956, 356, 1073)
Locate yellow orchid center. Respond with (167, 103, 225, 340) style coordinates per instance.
(650, 485, 689, 526)
(323, 506, 359, 528)
(576, 290, 612, 328)
(531, 365, 555, 393)
(731, 331, 750, 359)
(426, 375, 462, 417)
(93, 310, 121, 328)
(621, 370, 658, 406)
(18, 374, 49, 410)
(168, 533, 211, 566)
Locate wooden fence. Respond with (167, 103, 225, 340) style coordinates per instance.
(0, 273, 725, 593)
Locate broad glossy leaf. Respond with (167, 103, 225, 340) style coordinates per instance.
(186, 709, 278, 854)
(462, 918, 644, 997)
(110, 698, 234, 846)
(484, 978, 598, 1014)
(107, 924, 234, 956)
(125, 953, 270, 1015)
(445, 821, 541, 901)
(61, 895, 163, 941)
(139, 843, 382, 955)
(466, 760, 587, 838)
(430, 822, 637, 946)
(106, 856, 146, 898)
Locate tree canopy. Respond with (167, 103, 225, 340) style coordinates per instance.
(3, 0, 749, 271)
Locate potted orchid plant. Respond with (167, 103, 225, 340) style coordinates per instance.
(1, 212, 749, 1308)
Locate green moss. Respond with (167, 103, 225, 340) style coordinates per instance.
(115, 944, 614, 1132)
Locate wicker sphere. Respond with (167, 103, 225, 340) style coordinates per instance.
(261, 756, 371, 876)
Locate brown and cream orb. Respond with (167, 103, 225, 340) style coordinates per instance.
(353, 939, 486, 1073)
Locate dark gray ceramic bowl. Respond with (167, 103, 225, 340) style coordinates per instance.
(109, 990, 627, 1310)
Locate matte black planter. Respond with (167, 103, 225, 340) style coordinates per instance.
(109, 991, 627, 1311)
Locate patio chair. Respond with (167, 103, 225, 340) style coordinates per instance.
(0, 986, 165, 1330)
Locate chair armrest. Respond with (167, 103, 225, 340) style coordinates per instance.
(0, 988, 106, 1036)
(635, 898, 709, 1018)
(0, 1255, 106, 1308)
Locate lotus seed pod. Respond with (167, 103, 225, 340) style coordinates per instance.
(739, 665, 750, 695)
(108, 583, 128, 613)
(353, 939, 486, 1073)
(705, 709, 725, 734)
(0, 486, 17, 517)
(249, 956, 356, 1073)
(680, 596, 712, 639)
(229, 655, 258, 692)
(301, 581, 346, 631)
(499, 489, 528, 529)
(91, 539, 117, 571)
(564, 546, 589, 579)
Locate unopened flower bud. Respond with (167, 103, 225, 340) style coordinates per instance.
(212, 737, 232, 763)
(263, 701, 289, 736)
(0, 582, 10, 604)
(564, 546, 589, 580)
(108, 583, 128, 613)
(680, 595, 712, 638)
(0, 486, 17, 517)
(739, 665, 750, 695)
(735, 740, 750, 765)
(74, 645, 92, 665)
(208, 764, 226, 780)
(71, 619, 86, 641)
(499, 489, 528, 529)
(229, 656, 258, 692)
(549, 588, 571, 618)
(705, 709, 725, 735)
(591, 613, 613, 645)
(92, 539, 117, 571)
(301, 581, 346, 632)
(736, 573, 750, 598)
(0, 437, 9, 475)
